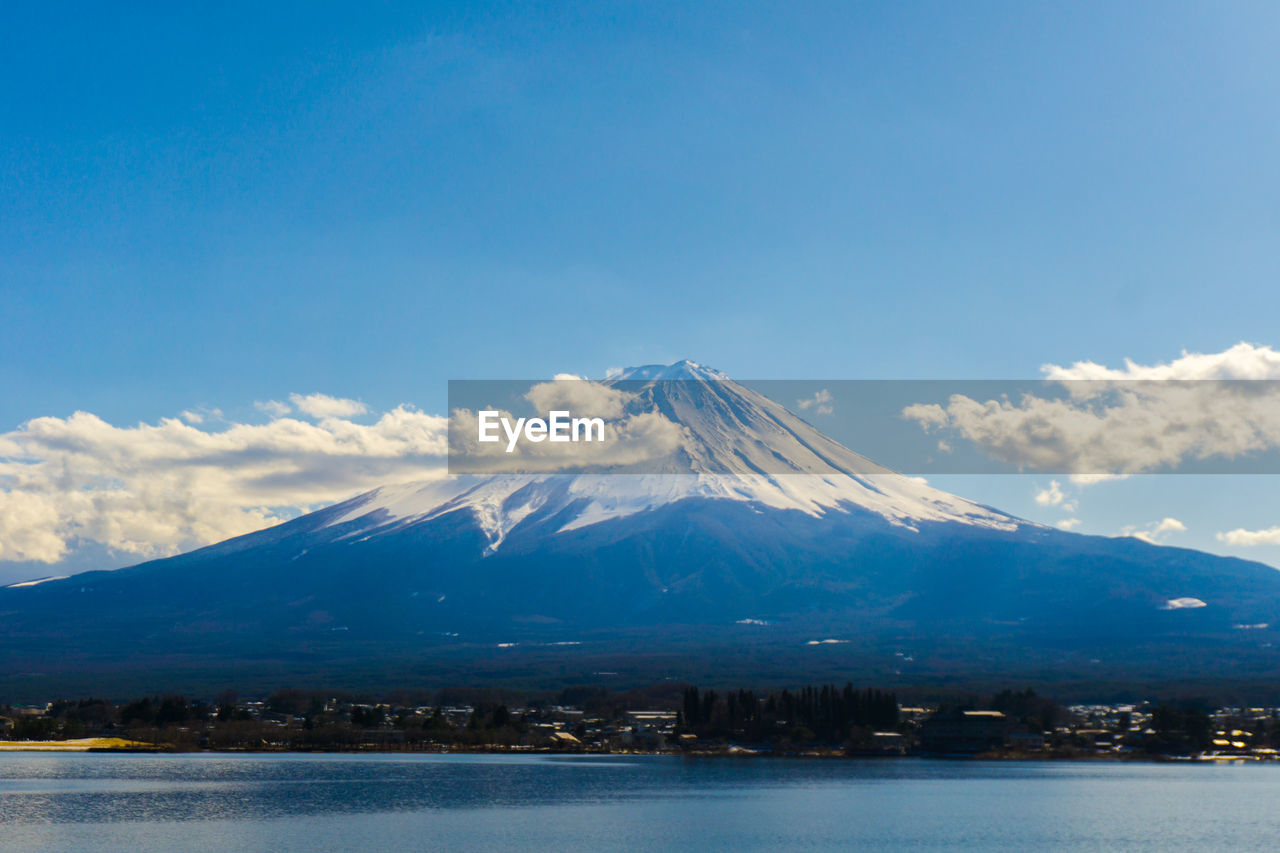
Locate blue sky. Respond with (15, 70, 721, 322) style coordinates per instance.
(4, 1, 1280, 578)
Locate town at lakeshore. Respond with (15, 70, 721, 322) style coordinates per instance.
(4, 685, 1280, 761)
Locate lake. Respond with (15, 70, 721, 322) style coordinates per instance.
(1, 753, 1278, 851)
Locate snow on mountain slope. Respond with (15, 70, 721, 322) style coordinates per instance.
(326, 361, 1019, 552)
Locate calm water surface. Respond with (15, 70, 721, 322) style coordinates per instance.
(1, 753, 1278, 851)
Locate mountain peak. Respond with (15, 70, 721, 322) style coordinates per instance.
(611, 360, 726, 382)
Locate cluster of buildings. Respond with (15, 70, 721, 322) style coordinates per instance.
(914, 703, 1280, 759)
(520, 707, 679, 751)
(229, 700, 679, 752)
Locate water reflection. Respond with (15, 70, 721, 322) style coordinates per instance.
(2, 755, 1279, 852)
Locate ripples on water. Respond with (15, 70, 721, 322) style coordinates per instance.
(1, 754, 1278, 852)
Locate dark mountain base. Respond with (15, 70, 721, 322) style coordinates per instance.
(4, 497, 1280, 703)
(4, 625, 1280, 705)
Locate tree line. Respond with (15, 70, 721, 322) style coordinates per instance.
(681, 684, 899, 744)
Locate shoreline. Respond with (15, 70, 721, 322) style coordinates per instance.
(1, 741, 1271, 763)
(0, 737, 152, 752)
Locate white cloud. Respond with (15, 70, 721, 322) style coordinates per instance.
(0, 490, 68, 563)
(256, 399, 292, 418)
(289, 393, 368, 419)
(1216, 526, 1280, 547)
(0, 403, 448, 564)
(797, 389, 834, 416)
(1034, 480, 1065, 506)
(1123, 517, 1187, 544)
(1043, 342, 1280, 381)
(180, 410, 203, 425)
(525, 376, 631, 419)
(903, 343, 1280, 475)
(1056, 518, 1082, 531)
(1068, 473, 1129, 486)
(1033, 480, 1077, 514)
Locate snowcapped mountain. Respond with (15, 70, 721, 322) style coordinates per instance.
(325, 360, 1016, 553)
(3, 360, 1280, 697)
